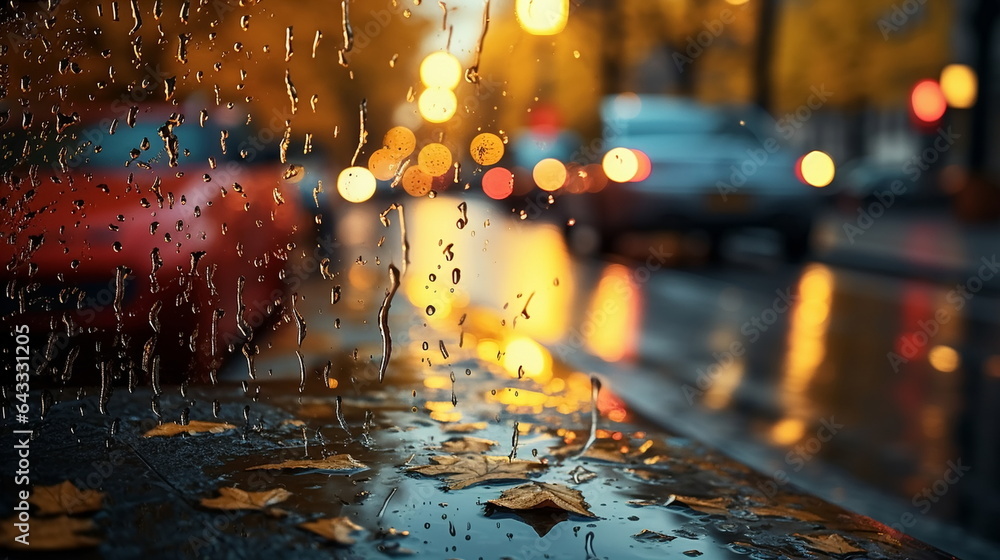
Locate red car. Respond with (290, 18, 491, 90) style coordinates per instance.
(1, 104, 305, 389)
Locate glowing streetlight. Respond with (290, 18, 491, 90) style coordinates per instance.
(418, 87, 457, 123)
(420, 51, 463, 89)
(515, 0, 569, 36)
(337, 167, 377, 203)
(798, 151, 835, 188)
(940, 64, 977, 109)
(911, 80, 947, 124)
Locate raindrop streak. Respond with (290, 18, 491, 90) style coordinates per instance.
(456, 201, 468, 229)
(312, 30, 322, 58)
(284, 69, 298, 115)
(334, 396, 351, 434)
(351, 99, 368, 167)
(466, 0, 491, 84)
(377, 487, 397, 518)
(509, 421, 519, 461)
(296, 350, 306, 392)
(451, 268, 460, 284)
(379, 203, 410, 275)
(128, 0, 142, 34)
(584, 531, 599, 560)
(573, 376, 602, 459)
(377, 264, 401, 383)
(284, 26, 293, 62)
(340, 0, 354, 54)
(291, 293, 307, 347)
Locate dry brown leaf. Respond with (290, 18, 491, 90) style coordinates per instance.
(794, 533, 865, 555)
(299, 516, 365, 545)
(750, 505, 825, 522)
(407, 455, 546, 490)
(487, 482, 596, 518)
(438, 437, 497, 454)
(200, 487, 292, 511)
(441, 422, 488, 433)
(29, 481, 103, 516)
(632, 529, 676, 542)
(143, 420, 237, 438)
(550, 440, 629, 463)
(0, 515, 100, 550)
(247, 454, 368, 472)
(669, 495, 731, 516)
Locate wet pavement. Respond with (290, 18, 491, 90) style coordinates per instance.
(3, 195, 997, 558)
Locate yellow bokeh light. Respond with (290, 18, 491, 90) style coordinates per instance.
(384, 126, 416, 158)
(336, 166, 377, 203)
(928, 345, 960, 373)
(532, 158, 567, 191)
(418, 143, 453, 177)
(799, 150, 835, 188)
(418, 87, 457, 123)
(469, 132, 505, 166)
(603, 147, 639, 183)
(368, 148, 400, 181)
(402, 165, 434, 197)
(940, 64, 977, 109)
(420, 51, 463, 89)
(515, 0, 568, 36)
(770, 418, 806, 445)
(502, 336, 551, 383)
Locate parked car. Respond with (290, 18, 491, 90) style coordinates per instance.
(0, 104, 306, 386)
(568, 96, 826, 260)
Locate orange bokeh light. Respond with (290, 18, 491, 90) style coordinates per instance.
(911, 80, 947, 124)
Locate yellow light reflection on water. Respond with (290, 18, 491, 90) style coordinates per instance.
(502, 336, 552, 384)
(584, 264, 640, 362)
(515, 0, 569, 36)
(772, 264, 834, 444)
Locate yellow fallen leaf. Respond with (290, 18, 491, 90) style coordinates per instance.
(407, 455, 546, 490)
(438, 437, 497, 454)
(668, 495, 731, 516)
(143, 420, 237, 438)
(299, 516, 365, 545)
(441, 422, 488, 433)
(29, 481, 103, 516)
(0, 515, 100, 550)
(247, 454, 368, 472)
(794, 533, 865, 555)
(200, 487, 291, 511)
(487, 482, 596, 518)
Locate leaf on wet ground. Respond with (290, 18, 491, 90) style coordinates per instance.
(247, 454, 368, 472)
(668, 495, 731, 516)
(632, 529, 676, 542)
(437, 436, 497, 454)
(750, 505, 825, 522)
(440, 422, 488, 433)
(299, 516, 365, 545)
(487, 482, 596, 518)
(550, 439, 629, 463)
(143, 420, 237, 437)
(794, 533, 865, 555)
(407, 455, 546, 490)
(0, 515, 101, 550)
(200, 487, 291, 513)
(279, 419, 307, 428)
(29, 480, 103, 515)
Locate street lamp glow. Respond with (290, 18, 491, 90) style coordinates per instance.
(799, 151, 835, 188)
(532, 158, 567, 191)
(337, 167, 377, 203)
(940, 64, 977, 109)
(602, 147, 639, 183)
(420, 51, 462, 89)
(515, 0, 569, 36)
(418, 87, 458, 123)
